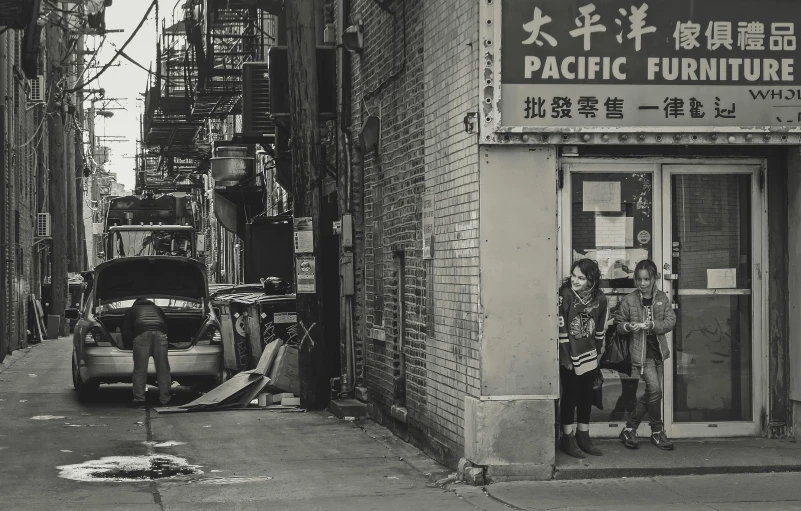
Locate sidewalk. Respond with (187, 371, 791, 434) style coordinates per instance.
(451, 437, 801, 511)
(552, 437, 801, 479)
(0, 345, 34, 375)
(458, 472, 801, 510)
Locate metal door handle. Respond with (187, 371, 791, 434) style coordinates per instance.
(664, 273, 679, 280)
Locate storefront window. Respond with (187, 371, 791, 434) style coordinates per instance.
(671, 174, 752, 422)
(570, 172, 654, 423)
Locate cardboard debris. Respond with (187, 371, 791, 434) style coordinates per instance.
(155, 339, 295, 415)
(255, 339, 284, 375)
(267, 345, 300, 395)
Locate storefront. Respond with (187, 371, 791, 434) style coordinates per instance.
(466, 0, 801, 479)
(561, 158, 767, 439)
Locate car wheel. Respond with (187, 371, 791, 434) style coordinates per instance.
(72, 355, 99, 402)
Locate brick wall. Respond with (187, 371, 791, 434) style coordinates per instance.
(348, 0, 479, 465)
(421, 0, 480, 460)
(2, 30, 40, 353)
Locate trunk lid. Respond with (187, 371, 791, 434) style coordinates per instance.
(94, 256, 207, 305)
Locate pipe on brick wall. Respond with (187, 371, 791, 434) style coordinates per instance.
(337, 0, 358, 396)
(0, 33, 7, 359)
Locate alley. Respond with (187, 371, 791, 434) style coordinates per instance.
(0, 338, 471, 511)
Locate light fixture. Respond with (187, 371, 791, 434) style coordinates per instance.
(360, 115, 381, 157)
(343, 15, 364, 54)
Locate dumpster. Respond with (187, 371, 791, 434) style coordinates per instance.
(244, 294, 297, 363)
(212, 288, 289, 373)
(213, 293, 256, 373)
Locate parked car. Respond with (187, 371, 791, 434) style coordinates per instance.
(66, 256, 224, 401)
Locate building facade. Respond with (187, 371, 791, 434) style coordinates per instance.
(344, 0, 801, 480)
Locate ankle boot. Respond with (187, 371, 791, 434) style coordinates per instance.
(575, 430, 603, 456)
(561, 432, 585, 459)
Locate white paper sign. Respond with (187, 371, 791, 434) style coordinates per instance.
(293, 217, 314, 253)
(707, 268, 737, 289)
(296, 255, 316, 293)
(595, 216, 633, 248)
(583, 181, 621, 212)
(274, 312, 297, 324)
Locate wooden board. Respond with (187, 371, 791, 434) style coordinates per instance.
(29, 295, 45, 343)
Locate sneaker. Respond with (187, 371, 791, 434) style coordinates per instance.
(127, 400, 147, 409)
(619, 427, 639, 449)
(651, 430, 675, 450)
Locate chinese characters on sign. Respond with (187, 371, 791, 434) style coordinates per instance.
(499, 0, 801, 128)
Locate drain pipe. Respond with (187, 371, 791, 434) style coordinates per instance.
(337, 0, 358, 397)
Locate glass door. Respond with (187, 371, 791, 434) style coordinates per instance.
(562, 162, 661, 438)
(661, 165, 764, 437)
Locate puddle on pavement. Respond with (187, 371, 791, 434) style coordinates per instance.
(57, 455, 203, 482)
(143, 440, 186, 448)
(31, 415, 66, 420)
(196, 476, 273, 485)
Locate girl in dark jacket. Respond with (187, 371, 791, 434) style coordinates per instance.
(616, 259, 677, 451)
(558, 258, 608, 458)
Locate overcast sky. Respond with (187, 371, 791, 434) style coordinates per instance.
(83, 1, 169, 190)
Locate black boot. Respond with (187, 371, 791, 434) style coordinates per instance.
(561, 432, 585, 459)
(575, 430, 603, 456)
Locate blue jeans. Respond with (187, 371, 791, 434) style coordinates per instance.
(626, 358, 664, 433)
(132, 331, 171, 404)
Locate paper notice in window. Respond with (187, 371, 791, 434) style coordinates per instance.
(583, 181, 621, 212)
(707, 268, 737, 289)
(595, 216, 634, 248)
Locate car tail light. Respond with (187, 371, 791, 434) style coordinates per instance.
(196, 326, 222, 346)
(85, 327, 114, 347)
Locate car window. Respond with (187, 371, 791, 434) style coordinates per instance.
(98, 298, 201, 313)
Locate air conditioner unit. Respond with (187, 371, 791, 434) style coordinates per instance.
(29, 75, 44, 103)
(242, 62, 274, 139)
(36, 213, 51, 238)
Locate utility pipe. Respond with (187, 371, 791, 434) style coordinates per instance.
(337, 0, 357, 396)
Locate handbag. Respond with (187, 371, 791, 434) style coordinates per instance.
(591, 369, 604, 410)
(600, 329, 632, 375)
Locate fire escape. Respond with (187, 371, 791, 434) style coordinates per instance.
(140, 18, 206, 193)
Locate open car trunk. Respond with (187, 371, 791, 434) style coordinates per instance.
(97, 310, 206, 350)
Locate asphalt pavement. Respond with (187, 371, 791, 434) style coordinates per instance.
(0, 337, 465, 511)
(4, 337, 801, 511)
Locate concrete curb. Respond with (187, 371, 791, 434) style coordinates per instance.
(453, 485, 526, 511)
(0, 346, 33, 376)
(552, 464, 801, 480)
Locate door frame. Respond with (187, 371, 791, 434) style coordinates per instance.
(661, 163, 767, 438)
(559, 157, 768, 438)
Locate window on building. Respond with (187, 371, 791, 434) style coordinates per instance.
(373, 179, 384, 327)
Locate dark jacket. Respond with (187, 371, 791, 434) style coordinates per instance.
(122, 298, 169, 345)
(615, 289, 676, 369)
(558, 287, 608, 375)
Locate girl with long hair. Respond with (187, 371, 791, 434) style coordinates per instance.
(616, 259, 677, 451)
(557, 258, 608, 458)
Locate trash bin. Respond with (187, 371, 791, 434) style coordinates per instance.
(213, 294, 253, 373)
(245, 294, 297, 364)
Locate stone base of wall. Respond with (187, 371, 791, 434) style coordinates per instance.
(367, 401, 461, 470)
(464, 396, 555, 481)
